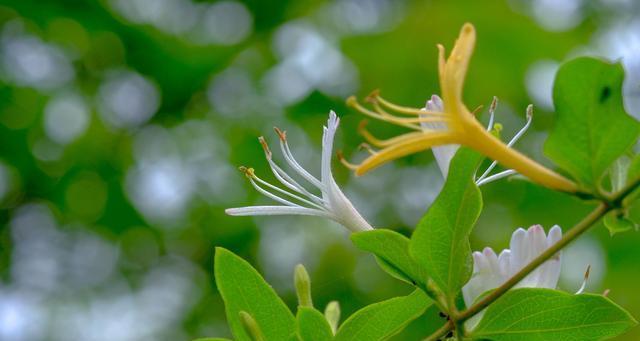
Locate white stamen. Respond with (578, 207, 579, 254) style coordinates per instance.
(476, 169, 517, 186)
(575, 265, 591, 295)
(263, 147, 326, 205)
(278, 135, 323, 189)
(247, 176, 305, 208)
(252, 174, 327, 211)
(475, 104, 533, 184)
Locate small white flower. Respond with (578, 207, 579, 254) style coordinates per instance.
(462, 225, 562, 329)
(225, 111, 373, 233)
(421, 95, 532, 186)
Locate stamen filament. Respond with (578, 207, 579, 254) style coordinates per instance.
(476, 169, 517, 186)
(575, 265, 591, 295)
(265, 158, 326, 205)
(252, 174, 327, 210)
(347, 96, 421, 130)
(476, 105, 533, 182)
(487, 96, 498, 131)
(375, 93, 444, 116)
(259, 137, 325, 205)
(358, 143, 378, 156)
(337, 150, 358, 170)
(274, 128, 324, 189)
(372, 100, 451, 124)
(358, 121, 429, 147)
(246, 173, 304, 208)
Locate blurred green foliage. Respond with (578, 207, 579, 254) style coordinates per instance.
(0, 0, 638, 340)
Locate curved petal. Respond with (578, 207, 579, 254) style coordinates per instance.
(225, 206, 333, 219)
(355, 132, 458, 175)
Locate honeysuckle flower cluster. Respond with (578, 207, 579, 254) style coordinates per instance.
(344, 23, 578, 193)
(225, 111, 373, 233)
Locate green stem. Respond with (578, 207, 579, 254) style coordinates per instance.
(422, 320, 453, 341)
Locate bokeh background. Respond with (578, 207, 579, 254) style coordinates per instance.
(0, 0, 639, 340)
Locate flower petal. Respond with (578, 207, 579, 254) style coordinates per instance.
(355, 132, 458, 175)
(225, 206, 333, 219)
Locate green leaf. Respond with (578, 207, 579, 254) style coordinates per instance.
(214, 248, 296, 341)
(297, 307, 333, 341)
(351, 229, 423, 285)
(471, 288, 637, 341)
(409, 148, 483, 301)
(333, 289, 431, 341)
(193, 338, 233, 341)
(628, 154, 640, 184)
(544, 57, 640, 190)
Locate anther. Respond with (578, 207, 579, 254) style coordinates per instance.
(365, 89, 380, 103)
(575, 264, 591, 295)
(526, 104, 534, 120)
(490, 96, 498, 113)
(358, 143, 377, 155)
(258, 136, 272, 159)
(239, 166, 256, 178)
(346, 95, 358, 108)
(274, 127, 287, 141)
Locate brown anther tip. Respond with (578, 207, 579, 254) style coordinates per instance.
(603, 289, 610, 297)
(258, 136, 272, 157)
(346, 95, 358, 107)
(336, 150, 345, 160)
(490, 96, 498, 112)
(358, 120, 369, 130)
(526, 104, 534, 119)
(584, 265, 591, 279)
(274, 127, 286, 140)
(365, 89, 380, 103)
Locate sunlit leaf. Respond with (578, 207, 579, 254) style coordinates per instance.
(351, 229, 423, 286)
(297, 307, 333, 341)
(545, 57, 640, 190)
(214, 248, 296, 341)
(409, 148, 483, 301)
(333, 289, 431, 341)
(471, 288, 637, 340)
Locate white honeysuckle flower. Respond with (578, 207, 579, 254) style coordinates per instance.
(462, 224, 562, 329)
(225, 111, 374, 233)
(420, 95, 532, 186)
(463, 225, 562, 307)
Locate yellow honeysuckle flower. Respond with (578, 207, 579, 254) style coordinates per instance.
(344, 23, 578, 193)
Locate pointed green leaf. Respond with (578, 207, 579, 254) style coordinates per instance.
(297, 307, 333, 341)
(214, 248, 296, 341)
(193, 338, 233, 341)
(409, 148, 483, 301)
(351, 229, 423, 285)
(471, 288, 637, 341)
(544, 57, 640, 190)
(334, 289, 431, 341)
